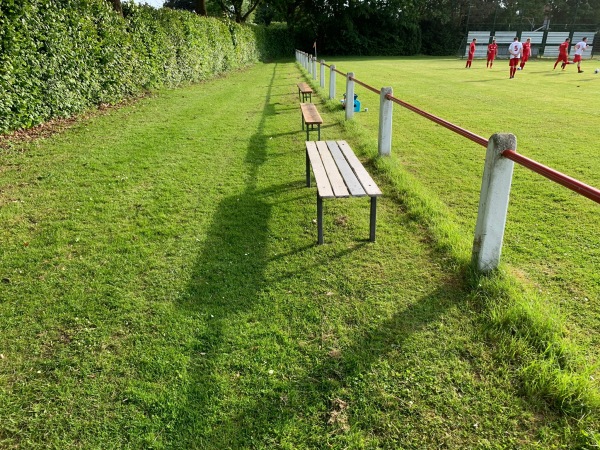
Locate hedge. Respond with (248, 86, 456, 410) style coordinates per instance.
(0, 0, 294, 134)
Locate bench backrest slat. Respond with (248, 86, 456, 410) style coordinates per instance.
(316, 141, 350, 197)
(306, 142, 334, 198)
(326, 141, 366, 197)
(337, 141, 382, 197)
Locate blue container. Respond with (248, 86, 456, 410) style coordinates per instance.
(354, 98, 361, 112)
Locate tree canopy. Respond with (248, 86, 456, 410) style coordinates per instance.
(160, 0, 598, 54)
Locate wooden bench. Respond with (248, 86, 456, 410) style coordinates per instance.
(305, 140, 382, 244)
(300, 103, 323, 141)
(297, 82, 313, 102)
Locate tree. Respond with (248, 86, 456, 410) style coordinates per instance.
(164, 0, 208, 15)
(108, 0, 123, 14)
(215, 0, 263, 22)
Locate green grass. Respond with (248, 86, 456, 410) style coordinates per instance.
(0, 58, 598, 448)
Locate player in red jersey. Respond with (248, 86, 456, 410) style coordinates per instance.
(519, 38, 531, 70)
(553, 38, 570, 70)
(508, 37, 523, 79)
(466, 38, 476, 68)
(486, 38, 498, 68)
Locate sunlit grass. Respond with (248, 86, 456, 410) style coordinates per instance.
(0, 58, 598, 448)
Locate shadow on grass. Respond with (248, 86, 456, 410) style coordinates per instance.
(171, 62, 466, 447)
(177, 277, 464, 447)
(171, 61, 289, 446)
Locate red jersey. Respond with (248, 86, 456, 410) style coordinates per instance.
(487, 43, 498, 57)
(522, 42, 531, 57)
(469, 41, 476, 56)
(559, 41, 569, 56)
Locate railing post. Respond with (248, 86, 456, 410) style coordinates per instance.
(312, 58, 317, 80)
(320, 60, 325, 88)
(329, 65, 336, 100)
(345, 72, 355, 120)
(472, 133, 516, 272)
(378, 87, 393, 156)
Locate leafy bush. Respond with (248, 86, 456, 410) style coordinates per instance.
(0, 0, 290, 134)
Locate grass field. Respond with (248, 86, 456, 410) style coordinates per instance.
(0, 58, 598, 448)
(321, 54, 600, 363)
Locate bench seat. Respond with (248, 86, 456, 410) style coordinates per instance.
(297, 82, 313, 102)
(301, 103, 323, 141)
(305, 140, 382, 244)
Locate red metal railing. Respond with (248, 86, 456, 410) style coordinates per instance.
(384, 93, 489, 148)
(301, 53, 600, 205)
(349, 76, 381, 95)
(502, 150, 600, 204)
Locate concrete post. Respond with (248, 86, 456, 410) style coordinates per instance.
(378, 87, 393, 156)
(312, 58, 317, 80)
(320, 60, 325, 88)
(329, 65, 336, 100)
(472, 133, 516, 272)
(345, 72, 355, 120)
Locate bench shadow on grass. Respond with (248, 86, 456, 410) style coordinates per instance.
(172, 63, 465, 447)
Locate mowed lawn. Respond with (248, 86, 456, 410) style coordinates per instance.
(0, 59, 598, 448)
(322, 55, 600, 369)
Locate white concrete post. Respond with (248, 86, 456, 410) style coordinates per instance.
(345, 72, 355, 120)
(320, 60, 325, 87)
(312, 58, 317, 80)
(306, 55, 310, 72)
(378, 87, 393, 156)
(472, 133, 516, 272)
(329, 65, 336, 100)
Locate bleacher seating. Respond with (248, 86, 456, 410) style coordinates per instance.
(464, 31, 491, 58)
(542, 32, 570, 57)
(463, 30, 596, 59)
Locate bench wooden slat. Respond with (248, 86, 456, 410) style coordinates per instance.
(337, 140, 382, 197)
(326, 140, 366, 197)
(306, 141, 334, 199)
(300, 103, 323, 124)
(297, 82, 313, 93)
(316, 141, 349, 198)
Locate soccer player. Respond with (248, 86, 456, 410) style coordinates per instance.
(508, 37, 523, 79)
(573, 37, 588, 73)
(487, 38, 498, 68)
(553, 38, 570, 70)
(519, 38, 531, 70)
(466, 38, 476, 68)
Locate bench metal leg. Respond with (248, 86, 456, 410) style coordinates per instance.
(306, 148, 311, 187)
(306, 125, 310, 141)
(317, 194, 324, 245)
(301, 114, 305, 130)
(370, 196, 377, 242)
(317, 124, 320, 140)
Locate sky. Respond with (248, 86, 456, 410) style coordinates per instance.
(133, 0, 164, 8)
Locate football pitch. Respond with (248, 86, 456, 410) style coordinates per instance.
(322, 54, 600, 378)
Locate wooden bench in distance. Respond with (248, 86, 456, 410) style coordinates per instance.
(297, 82, 313, 102)
(300, 103, 323, 141)
(305, 140, 382, 244)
